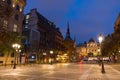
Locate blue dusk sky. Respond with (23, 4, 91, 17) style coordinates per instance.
(24, 0, 120, 44)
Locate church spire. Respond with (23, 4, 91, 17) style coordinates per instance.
(65, 22, 71, 40)
(67, 22, 70, 36)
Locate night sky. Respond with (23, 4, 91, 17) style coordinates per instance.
(24, 0, 120, 44)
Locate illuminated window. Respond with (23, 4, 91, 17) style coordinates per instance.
(3, 20, 8, 27)
(13, 4, 15, 7)
(20, 8, 22, 12)
(25, 25, 28, 28)
(25, 20, 29, 24)
(13, 24, 18, 32)
(26, 15, 30, 19)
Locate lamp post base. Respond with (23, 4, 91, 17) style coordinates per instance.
(101, 61, 105, 73)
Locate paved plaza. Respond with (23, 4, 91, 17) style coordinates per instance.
(0, 63, 120, 80)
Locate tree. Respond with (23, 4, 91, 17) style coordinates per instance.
(64, 40, 75, 62)
(101, 34, 113, 56)
(0, 1, 14, 52)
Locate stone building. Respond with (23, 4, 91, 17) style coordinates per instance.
(0, 0, 26, 65)
(76, 38, 100, 58)
(22, 9, 64, 63)
(0, 0, 26, 33)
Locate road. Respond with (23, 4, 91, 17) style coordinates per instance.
(0, 63, 120, 80)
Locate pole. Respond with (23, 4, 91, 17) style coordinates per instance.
(51, 54, 52, 65)
(13, 51, 16, 69)
(101, 60, 105, 73)
(98, 34, 105, 73)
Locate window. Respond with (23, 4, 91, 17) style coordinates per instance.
(16, 5, 20, 11)
(26, 15, 30, 19)
(12, 4, 15, 7)
(13, 24, 18, 32)
(7, 0, 11, 5)
(3, 20, 8, 27)
(25, 20, 29, 24)
(20, 8, 22, 12)
(15, 14, 19, 21)
(25, 25, 28, 28)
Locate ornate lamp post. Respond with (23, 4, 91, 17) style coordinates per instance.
(50, 50, 53, 65)
(98, 34, 105, 73)
(12, 43, 21, 69)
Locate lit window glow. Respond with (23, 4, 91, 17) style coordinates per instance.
(26, 15, 30, 19)
(13, 24, 18, 32)
(13, 4, 15, 7)
(20, 8, 22, 12)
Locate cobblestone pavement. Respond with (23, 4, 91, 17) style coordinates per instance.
(0, 63, 120, 80)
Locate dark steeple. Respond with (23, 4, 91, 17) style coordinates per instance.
(65, 22, 72, 40)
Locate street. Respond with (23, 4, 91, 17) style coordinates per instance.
(0, 63, 120, 80)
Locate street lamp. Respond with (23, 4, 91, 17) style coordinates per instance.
(12, 43, 21, 69)
(98, 34, 105, 73)
(50, 50, 53, 65)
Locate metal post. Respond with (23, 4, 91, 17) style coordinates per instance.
(13, 52, 16, 69)
(13, 62, 16, 69)
(98, 34, 105, 73)
(101, 60, 105, 73)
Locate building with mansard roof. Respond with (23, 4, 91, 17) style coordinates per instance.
(76, 38, 100, 58)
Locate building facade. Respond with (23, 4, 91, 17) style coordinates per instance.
(76, 38, 100, 58)
(0, 0, 26, 33)
(22, 9, 64, 63)
(0, 0, 26, 65)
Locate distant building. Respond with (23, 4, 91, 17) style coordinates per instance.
(22, 9, 64, 63)
(76, 38, 100, 57)
(0, 0, 26, 65)
(76, 42, 87, 57)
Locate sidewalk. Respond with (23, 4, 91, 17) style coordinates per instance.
(110, 63, 120, 71)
